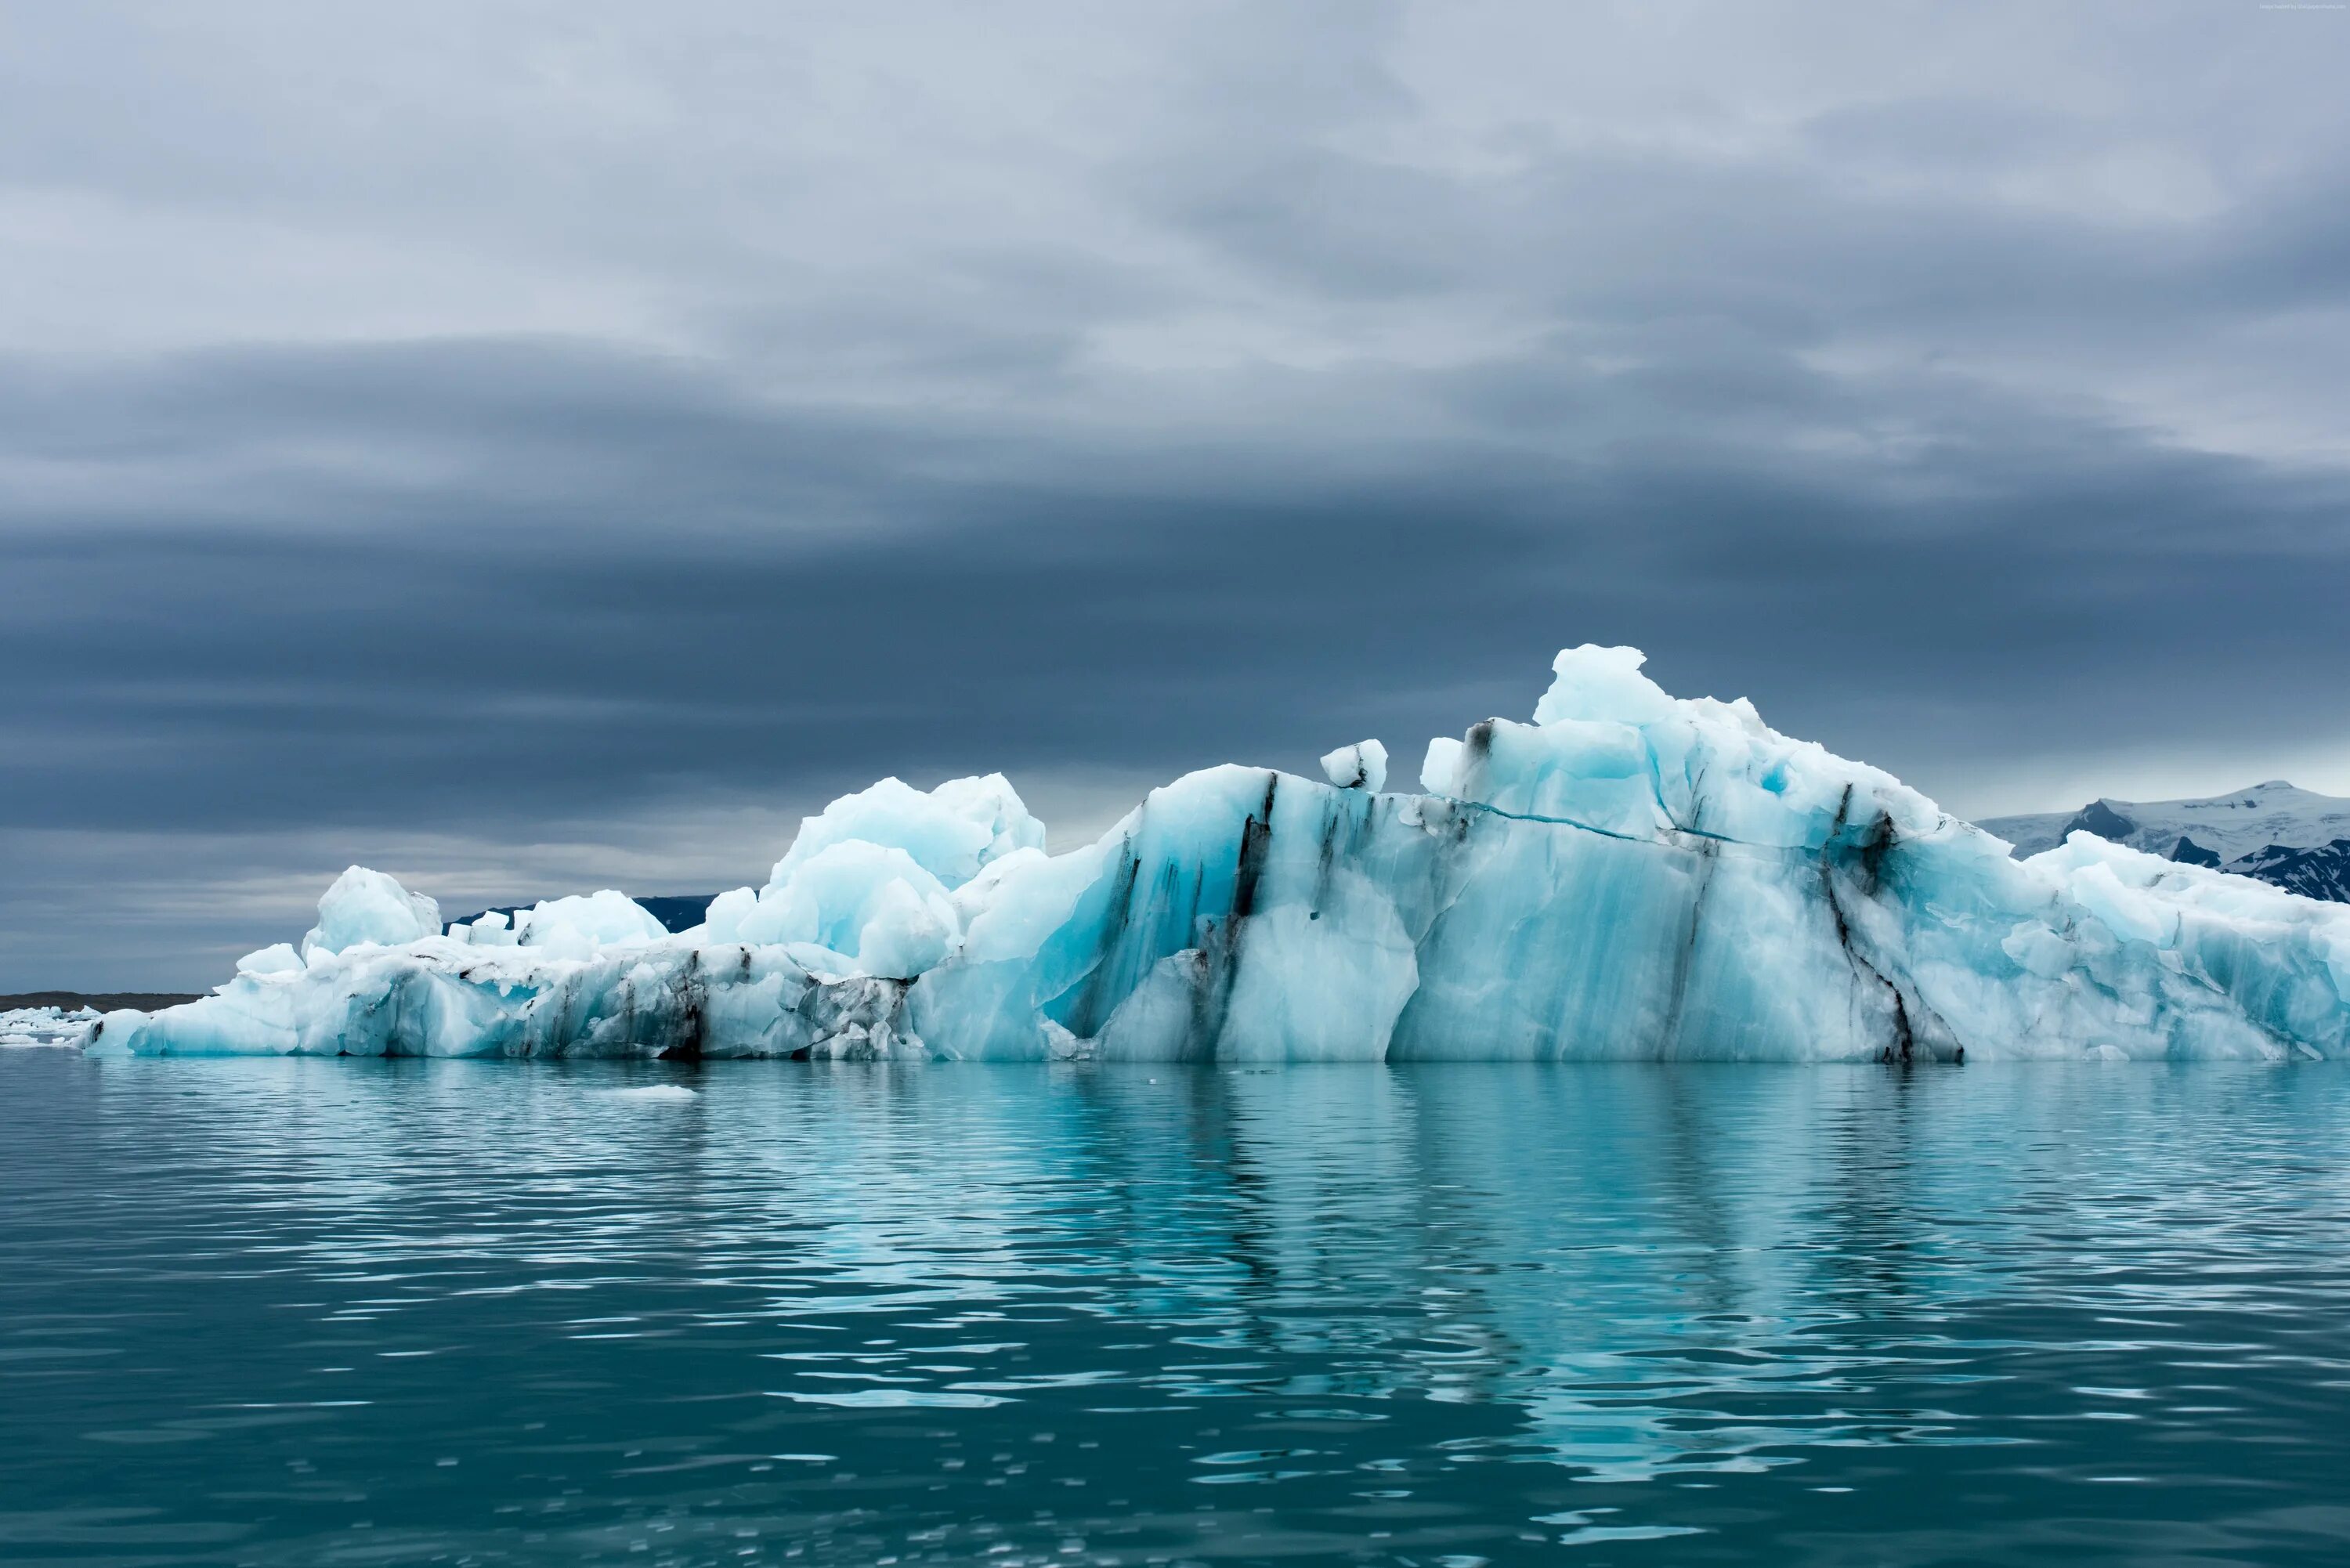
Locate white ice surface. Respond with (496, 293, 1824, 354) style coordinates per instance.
(89, 647, 2350, 1063)
(2, 1006, 98, 1049)
(301, 866, 441, 960)
(1319, 740, 1388, 793)
(1983, 782, 2350, 862)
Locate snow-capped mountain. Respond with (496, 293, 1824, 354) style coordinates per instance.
(1980, 782, 2350, 904)
(2218, 840, 2350, 904)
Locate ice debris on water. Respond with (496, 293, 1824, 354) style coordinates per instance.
(84, 646, 2350, 1063)
(2, 1006, 99, 1049)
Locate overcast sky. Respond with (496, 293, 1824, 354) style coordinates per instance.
(6, 2, 2349, 989)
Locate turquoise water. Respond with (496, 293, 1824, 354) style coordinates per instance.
(5, 1056, 2350, 1566)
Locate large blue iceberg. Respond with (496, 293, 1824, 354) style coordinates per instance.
(91, 647, 2350, 1061)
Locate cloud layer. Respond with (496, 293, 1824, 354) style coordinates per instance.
(6, 2, 2348, 987)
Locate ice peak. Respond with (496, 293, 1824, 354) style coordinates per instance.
(768, 773, 1044, 892)
(1531, 644, 1679, 728)
(301, 866, 440, 959)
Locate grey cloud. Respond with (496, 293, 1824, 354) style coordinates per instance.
(2, 2, 2348, 988)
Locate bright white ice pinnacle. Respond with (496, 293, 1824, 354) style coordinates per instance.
(1319, 740, 1387, 793)
(89, 647, 2350, 1062)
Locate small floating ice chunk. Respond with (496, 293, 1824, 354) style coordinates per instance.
(768, 1389, 1010, 1408)
(608, 1084, 700, 1101)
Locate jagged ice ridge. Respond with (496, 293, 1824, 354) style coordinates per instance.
(89, 648, 2350, 1062)
(2, 1006, 99, 1049)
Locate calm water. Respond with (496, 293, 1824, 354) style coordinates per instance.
(5, 1056, 2350, 1567)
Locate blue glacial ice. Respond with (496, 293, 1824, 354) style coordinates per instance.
(89, 647, 2350, 1062)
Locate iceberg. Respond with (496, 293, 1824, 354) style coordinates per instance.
(87, 647, 2350, 1063)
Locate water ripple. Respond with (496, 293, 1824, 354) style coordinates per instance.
(5, 1056, 2350, 1565)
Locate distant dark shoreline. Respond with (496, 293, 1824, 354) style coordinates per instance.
(2, 992, 202, 1013)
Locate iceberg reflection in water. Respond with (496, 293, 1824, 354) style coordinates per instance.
(6, 1053, 2350, 1566)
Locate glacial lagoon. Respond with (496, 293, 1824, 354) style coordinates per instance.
(7, 1052, 2350, 1566)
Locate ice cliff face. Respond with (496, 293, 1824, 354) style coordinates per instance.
(89, 648, 2350, 1063)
